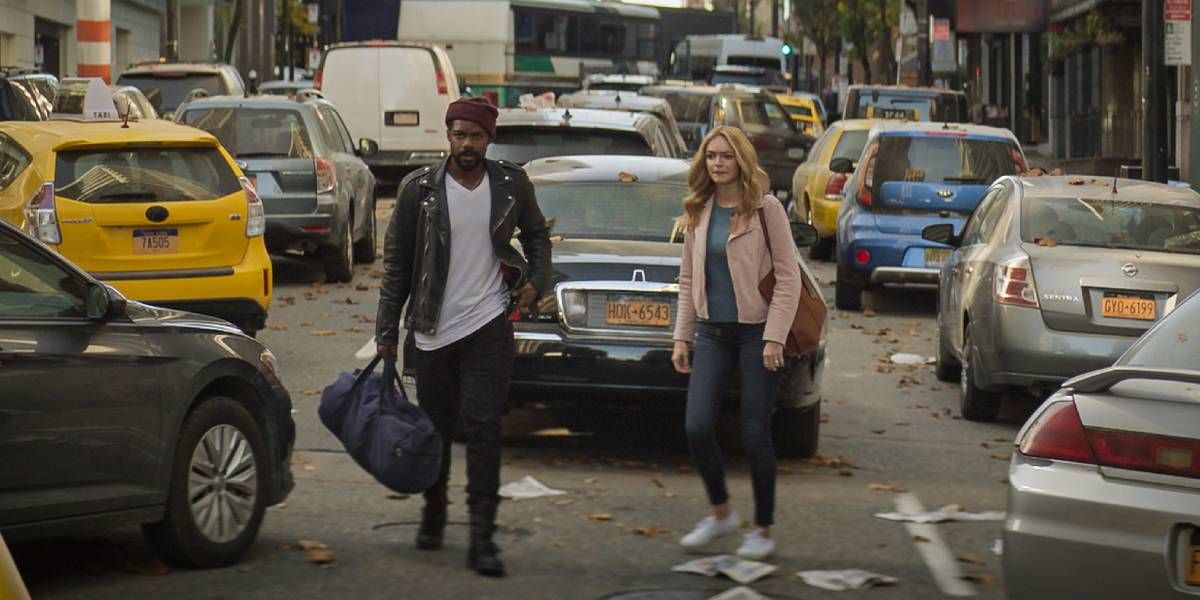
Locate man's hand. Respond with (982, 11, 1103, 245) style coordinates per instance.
(377, 343, 398, 361)
(511, 283, 537, 310)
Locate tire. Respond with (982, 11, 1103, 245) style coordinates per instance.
(960, 328, 1003, 422)
(802, 196, 834, 260)
(143, 397, 269, 567)
(834, 262, 863, 311)
(323, 216, 354, 283)
(934, 308, 960, 382)
(352, 198, 377, 264)
(772, 404, 820, 458)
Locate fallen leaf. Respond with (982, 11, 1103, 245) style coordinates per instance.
(301, 321, 314, 327)
(585, 513, 612, 521)
(304, 549, 336, 564)
(289, 457, 307, 465)
(310, 330, 337, 336)
(356, 315, 376, 323)
(778, 466, 795, 475)
(553, 498, 576, 506)
(632, 526, 669, 538)
(280, 296, 296, 305)
(662, 491, 677, 498)
(838, 469, 854, 477)
(385, 493, 409, 500)
(302, 389, 320, 396)
(337, 297, 360, 305)
(980, 442, 992, 449)
(870, 429, 886, 435)
(990, 453, 1011, 461)
(125, 559, 170, 576)
(266, 323, 289, 331)
(345, 327, 366, 333)
(320, 311, 333, 318)
(849, 323, 864, 330)
(355, 283, 370, 291)
(957, 554, 986, 566)
(863, 308, 877, 317)
(959, 574, 996, 585)
(303, 465, 316, 472)
(298, 540, 328, 550)
(912, 535, 931, 543)
(868, 483, 908, 493)
(585, 477, 599, 484)
(272, 502, 288, 509)
(650, 478, 664, 488)
(894, 422, 911, 427)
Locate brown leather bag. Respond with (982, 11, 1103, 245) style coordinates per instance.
(757, 209, 827, 357)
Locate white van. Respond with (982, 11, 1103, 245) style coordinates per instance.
(668, 34, 786, 82)
(315, 41, 460, 183)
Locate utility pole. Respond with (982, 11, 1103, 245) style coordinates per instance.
(1191, 0, 1200, 189)
(1144, 0, 1168, 182)
(916, 0, 930, 86)
(284, 0, 293, 80)
(772, 0, 779, 38)
(165, 0, 180, 61)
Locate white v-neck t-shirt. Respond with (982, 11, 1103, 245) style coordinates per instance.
(414, 172, 507, 351)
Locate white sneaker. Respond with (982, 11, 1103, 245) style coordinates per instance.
(736, 529, 775, 560)
(680, 512, 740, 549)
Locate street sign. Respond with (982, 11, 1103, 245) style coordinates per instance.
(1166, 0, 1191, 66)
(931, 18, 955, 73)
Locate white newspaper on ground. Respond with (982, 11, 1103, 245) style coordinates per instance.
(672, 556, 776, 584)
(796, 569, 899, 591)
(708, 586, 768, 600)
(874, 504, 1006, 524)
(497, 475, 566, 500)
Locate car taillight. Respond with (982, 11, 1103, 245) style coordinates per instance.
(1018, 400, 1096, 464)
(435, 67, 448, 95)
(315, 158, 336, 194)
(994, 256, 1039, 308)
(752, 136, 770, 151)
(313, 69, 323, 90)
(25, 182, 60, 244)
(857, 183, 873, 207)
(1088, 429, 1200, 479)
(854, 249, 871, 265)
(824, 173, 847, 199)
(240, 176, 265, 237)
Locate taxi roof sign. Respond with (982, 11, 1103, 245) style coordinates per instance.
(50, 78, 119, 122)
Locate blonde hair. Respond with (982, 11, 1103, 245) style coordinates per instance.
(680, 125, 769, 229)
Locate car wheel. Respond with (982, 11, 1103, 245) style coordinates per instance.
(772, 403, 820, 458)
(352, 199, 377, 264)
(960, 328, 1002, 421)
(834, 262, 863, 310)
(324, 216, 354, 283)
(934, 310, 960, 382)
(143, 396, 268, 567)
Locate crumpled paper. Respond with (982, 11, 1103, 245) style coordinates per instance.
(796, 568, 898, 591)
(708, 586, 768, 600)
(874, 504, 1006, 524)
(672, 555, 777, 584)
(497, 475, 566, 500)
(890, 352, 935, 365)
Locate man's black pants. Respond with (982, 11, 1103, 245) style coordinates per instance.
(413, 313, 514, 517)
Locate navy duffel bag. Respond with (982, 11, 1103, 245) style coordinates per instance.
(318, 356, 443, 494)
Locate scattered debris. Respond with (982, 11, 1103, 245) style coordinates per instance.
(310, 330, 337, 336)
(385, 493, 409, 501)
(632, 526, 669, 538)
(585, 513, 613, 521)
(266, 323, 289, 331)
(552, 498, 576, 506)
(304, 549, 335, 565)
(796, 569, 898, 591)
(959, 574, 996, 585)
(992, 539, 1004, 556)
(355, 283, 370, 291)
(280, 296, 296, 305)
(874, 505, 1005, 524)
(672, 555, 777, 585)
(870, 429, 887, 435)
(890, 353, 933, 365)
(498, 475, 566, 500)
(912, 535, 930, 543)
(867, 483, 908, 493)
(707, 586, 768, 600)
(124, 559, 170, 576)
(956, 554, 986, 566)
(863, 308, 878, 317)
(990, 453, 1012, 461)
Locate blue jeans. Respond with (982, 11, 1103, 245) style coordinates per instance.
(685, 321, 779, 527)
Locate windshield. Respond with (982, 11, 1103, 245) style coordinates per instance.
(117, 74, 225, 113)
(179, 107, 314, 159)
(488, 128, 652, 164)
(533, 182, 687, 242)
(783, 104, 813, 119)
(832, 130, 868, 161)
(873, 135, 1022, 188)
(1020, 196, 1200, 254)
(54, 147, 240, 203)
(645, 91, 711, 124)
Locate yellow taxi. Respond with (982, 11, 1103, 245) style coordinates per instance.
(789, 118, 874, 258)
(776, 93, 824, 137)
(0, 79, 271, 334)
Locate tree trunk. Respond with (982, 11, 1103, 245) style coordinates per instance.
(860, 52, 871, 83)
(223, 0, 242, 64)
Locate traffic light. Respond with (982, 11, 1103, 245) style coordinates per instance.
(781, 43, 793, 56)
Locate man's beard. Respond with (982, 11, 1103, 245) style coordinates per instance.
(452, 150, 482, 171)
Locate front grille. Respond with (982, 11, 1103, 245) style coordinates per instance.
(583, 291, 678, 331)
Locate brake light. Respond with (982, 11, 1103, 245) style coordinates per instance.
(1088, 429, 1200, 479)
(313, 69, 323, 90)
(25, 182, 60, 244)
(435, 66, 448, 95)
(994, 256, 1039, 308)
(240, 176, 266, 237)
(315, 158, 336, 194)
(824, 173, 847, 199)
(752, 137, 770, 151)
(1018, 401, 1096, 464)
(857, 183, 873, 207)
(854, 249, 871, 265)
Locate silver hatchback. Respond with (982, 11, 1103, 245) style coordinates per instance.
(923, 175, 1200, 420)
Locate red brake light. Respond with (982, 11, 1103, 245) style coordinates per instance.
(1088, 429, 1200, 479)
(435, 67, 448, 95)
(854, 249, 871, 265)
(857, 183, 873, 207)
(1019, 401, 1096, 464)
(315, 158, 336, 194)
(313, 69, 323, 90)
(995, 257, 1039, 307)
(824, 172, 847, 198)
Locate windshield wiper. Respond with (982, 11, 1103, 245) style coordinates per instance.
(941, 176, 987, 183)
(91, 191, 158, 203)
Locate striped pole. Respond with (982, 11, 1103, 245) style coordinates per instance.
(77, 0, 112, 82)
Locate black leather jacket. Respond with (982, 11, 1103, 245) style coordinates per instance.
(375, 158, 552, 345)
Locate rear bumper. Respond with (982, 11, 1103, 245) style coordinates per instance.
(977, 304, 1136, 389)
(1004, 454, 1200, 599)
(838, 210, 958, 282)
(810, 194, 840, 239)
(870, 266, 939, 285)
(263, 193, 341, 251)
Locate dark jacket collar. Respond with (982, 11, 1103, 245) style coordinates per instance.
(418, 158, 517, 239)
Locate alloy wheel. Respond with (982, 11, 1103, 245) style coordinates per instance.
(188, 424, 258, 543)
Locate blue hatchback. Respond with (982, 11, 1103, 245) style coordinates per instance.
(833, 123, 1025, 310)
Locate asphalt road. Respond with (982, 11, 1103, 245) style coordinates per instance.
(11, 198, 1041, 599)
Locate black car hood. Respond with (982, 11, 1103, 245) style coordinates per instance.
(549, 239, 681, 285)
(125, 301, 247, 335)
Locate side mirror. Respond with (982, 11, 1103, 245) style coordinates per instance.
(358, 138, 379, 157)
(86, 282, 127, 320)
(790, 221, 819, 247)
(787, 147, 806, 161)
(829, 157, 854, 174)
(921, 223, 960, 248)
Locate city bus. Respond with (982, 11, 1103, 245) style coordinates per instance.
(397, 0, 662, 107)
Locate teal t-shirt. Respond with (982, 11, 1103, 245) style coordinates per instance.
(704, 204, 738, 322)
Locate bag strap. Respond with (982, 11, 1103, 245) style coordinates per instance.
(346, 355, 404, 396)
(758, 208, 775, 267)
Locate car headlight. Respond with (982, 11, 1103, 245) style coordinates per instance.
(560, 290, 587, 328)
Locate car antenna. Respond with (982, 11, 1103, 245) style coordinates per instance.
(120, 107, 131, 129)
(1110, 165, 1119, 196)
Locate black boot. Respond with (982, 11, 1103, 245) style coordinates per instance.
(416, 495, 447, 551)
(467, 510, 505, 577)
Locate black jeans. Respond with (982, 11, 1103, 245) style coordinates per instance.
(413, 314, 514, 518)
(685, 321, 779, 527)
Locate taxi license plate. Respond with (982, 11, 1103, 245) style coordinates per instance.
(925, 248, 950, 268)
(133, 228, 179, 254)
(1187, 545, 1200, 585)
(1101, 294, 1156, 321)
(606, 298, 671, 327)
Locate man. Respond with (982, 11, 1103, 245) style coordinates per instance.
(375, 96, 552, 577)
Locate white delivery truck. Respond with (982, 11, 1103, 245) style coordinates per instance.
(668, 34, 786, 83)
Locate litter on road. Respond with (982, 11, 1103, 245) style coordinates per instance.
(708, 586, 768, 600)
(498, 475, 567, 500)
(672, 555, 777, 584)
(874, 504, 1006, 524)
(890, 353, 935, 365)
(796, 568, 899, 591)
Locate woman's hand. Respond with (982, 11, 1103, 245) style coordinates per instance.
(672, 341, 692, 374)
(763, 341, 785, 371)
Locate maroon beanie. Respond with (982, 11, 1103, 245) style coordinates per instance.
(445, 96, 499, 139)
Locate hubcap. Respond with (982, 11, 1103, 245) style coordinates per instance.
(188, 424, 257, 543)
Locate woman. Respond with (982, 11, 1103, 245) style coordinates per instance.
(671, 125, 803, 560)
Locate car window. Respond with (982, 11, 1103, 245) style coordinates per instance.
(117, 74, 225, 113)
(180, 107, 315, 159)
(0, 233, 87, 318)
(806, 132, 830, 164)
(533, 182, 688, 242)
(830, 130, 868, 162)
(647, 92, 712, 124)
(1118, 290, 1200, 370)
(1020, 196, 1200, 254)
(309, 107, 345, 153)
(961, 186, 1005, 245)
(320, 106, 356, 152)
(0, 133, 31, 190)
(762, 101, 791, 129)
(783, 104, 813, 119)
(872, 135, 1022, 193)
(487, 128, 653, 164)
(736, 100, 767, 126)
(54, 146, 240, 203)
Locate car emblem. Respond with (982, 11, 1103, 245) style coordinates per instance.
(631, 269, 646, 282)
(145, 206, 169, 223)
(1121, 263, 1138, 277)
(936, 189, 954, 198)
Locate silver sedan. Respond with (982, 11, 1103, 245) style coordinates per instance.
(1003, 289, 1200, 599)
(923, 175, 1200, 420)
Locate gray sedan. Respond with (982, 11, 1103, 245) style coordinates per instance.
(1004, 289, 1200, 599)
(923, 175, 1200, 420)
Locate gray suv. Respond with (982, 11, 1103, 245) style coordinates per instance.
(117, 62, 246, 118)
(177, 95, 379, 282)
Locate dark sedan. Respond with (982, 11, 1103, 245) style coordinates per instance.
(509, 155, 826, 456)
(0, 219, 294, 567)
